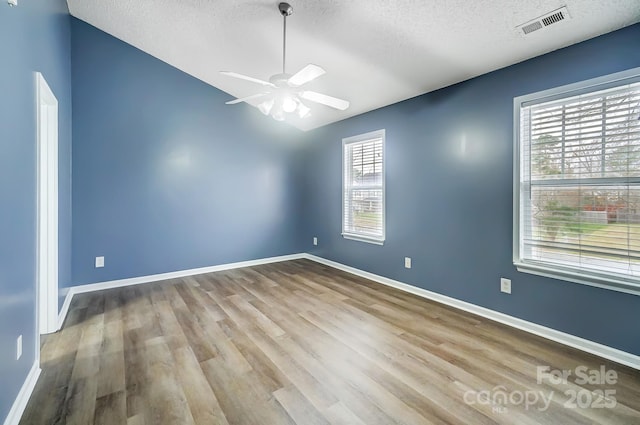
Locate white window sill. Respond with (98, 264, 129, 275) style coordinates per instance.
(514, 261, 640, 296)
(342, 233, 385, 245)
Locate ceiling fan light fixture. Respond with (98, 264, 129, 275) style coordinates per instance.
(282, 94, 297, 113)
(258, 98, 274, 115)
(297, 101, 311, 118)
(272, 109, 285, 121)
(262, 95, 308, 120)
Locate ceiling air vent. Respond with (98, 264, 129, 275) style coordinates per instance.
(521, 21, 543, 35)
(517, 6, 570, 36)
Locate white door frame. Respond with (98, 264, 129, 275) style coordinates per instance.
(36, 72, 59, 340)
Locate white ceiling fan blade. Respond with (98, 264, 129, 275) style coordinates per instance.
(288, 64, 326, 87)
(300, 91, 350, 110)
(225, 93, 270, 105)
(220, 71, 276, 88)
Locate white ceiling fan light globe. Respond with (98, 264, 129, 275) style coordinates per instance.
(297, 101, 311, 118)
(270, 102, 285, 121)
(272, 110, 286, 121)
(282, 94, 297, 113)
(258, 98, 274, 115)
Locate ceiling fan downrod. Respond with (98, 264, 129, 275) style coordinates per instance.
(279, 2, 293, 75)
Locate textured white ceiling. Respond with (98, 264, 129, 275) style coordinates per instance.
(66, 0, 640, 131)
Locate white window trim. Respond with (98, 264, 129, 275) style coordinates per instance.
(513, 66, 640, 296)
(342, 129, 386, 245)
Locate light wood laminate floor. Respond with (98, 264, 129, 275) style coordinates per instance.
(20, 260, 640, 424)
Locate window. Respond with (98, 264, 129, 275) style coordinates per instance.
(343, 130, 385, 244)
(514, 67, 640, 295)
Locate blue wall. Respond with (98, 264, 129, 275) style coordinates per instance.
(70, 19, 305, 285)
(301, 24, 640, 356)
(0, 0, 72, 421)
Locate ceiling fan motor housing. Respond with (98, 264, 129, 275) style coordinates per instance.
(269, 73, 292, 87)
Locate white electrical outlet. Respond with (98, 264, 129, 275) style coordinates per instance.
(404, 257, 412, 269)
(313, 237, 318, 246)
(95, 256, 105, 268)
(16, 335, 22, 360)
(501, 278, 512, 294)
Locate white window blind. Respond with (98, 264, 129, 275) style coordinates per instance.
(515, 68, 640, 294)
(343, 130, 385, 244)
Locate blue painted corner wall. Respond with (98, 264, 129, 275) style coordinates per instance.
(301, 23, 640, 356)
(69, 18, 305, 286)
(0, 0, 72, 422)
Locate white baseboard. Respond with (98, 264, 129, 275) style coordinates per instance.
(2, 362, 41, 425)
(56, 290, 74, 331)
(52, 251, 639, 370)
(55, 253, 306, 331)
(304, 254, 640, 370)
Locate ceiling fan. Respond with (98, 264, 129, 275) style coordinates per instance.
(221, 2, 350, 121)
